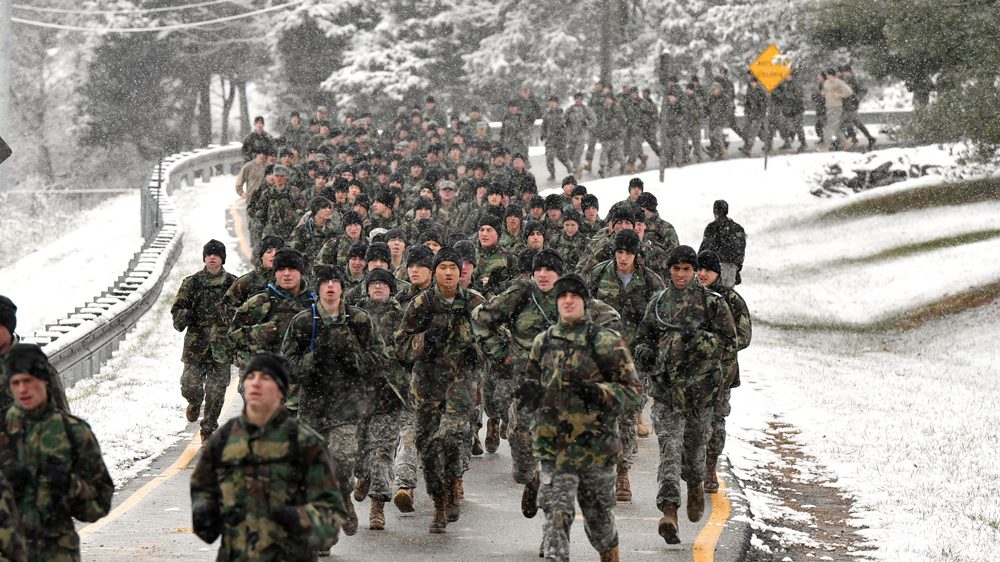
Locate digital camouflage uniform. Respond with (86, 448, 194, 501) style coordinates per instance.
(394, 286, 484, 502)
(280, 301, 388, 521)
(190, 407, 346, 561)
(564, 103, 594, 173)
(256, 186, 304, 242)
(524, 319, 642, 562)
(0, 473, 26, 562)
(541, 108, 570, 179)
(171, 267, 238, 436)
(705, 282, 752, 469)
(633, 282, 736, 511)
(0, 404, 114, 561)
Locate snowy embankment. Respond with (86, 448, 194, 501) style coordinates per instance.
(66, 176, 244, 484)
(0, 192, 142, 336)
(568, 145, 1000, 561)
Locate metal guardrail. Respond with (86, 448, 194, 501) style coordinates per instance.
(28, 143, 245, 387)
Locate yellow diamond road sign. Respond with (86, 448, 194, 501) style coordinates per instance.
(749, 44, 791, 92)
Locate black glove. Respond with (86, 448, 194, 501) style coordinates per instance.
(41, 458, 71, 494)
(680, 326, 697, 342)
(1, 460, 33, 490)
(635, 347, 656, 369)
(514, 379, 544, 411)
(569, 378, 603, 404)
(271, 504, 306, 534)
(192, 504, 222, 543)
(423, 324, 448, 351)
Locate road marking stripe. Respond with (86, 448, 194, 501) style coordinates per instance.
(692, 472, 731, 561)
(79, 378, 240, 538)
(229, 199, 251, 262)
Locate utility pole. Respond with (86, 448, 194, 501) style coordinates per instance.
(0, 0, 11, 192)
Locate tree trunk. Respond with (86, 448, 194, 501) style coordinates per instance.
(237, 79, 250, 138)
(599, 0, 613, 86)
(220, 76, 236, 144)
(178, 91, 198, 152)
(36, 32, 54, 183)
(198, 75, 212, 146)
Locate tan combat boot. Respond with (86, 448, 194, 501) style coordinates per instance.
(639, 153, 648, 171)
(636, 414, 651, 438)
(429, 496, 448, 533)
(687, 482, 706, 522)
(353, 477, 370, 502)
(599, 547, 621, 562)
(485, 418, 500, 453)
(455, 477, 464, 499)
(705, 458, 719, 493)
(521, 475, 540, 518)
(658, 504, 680, 544)
(393, 487, 415, 513)
(186, 403, 200, 423)
(445, 480, 461, 522)
(615, 465, 632, 502)
(343, 497, 359, 535)
(369, 499, 385, 531)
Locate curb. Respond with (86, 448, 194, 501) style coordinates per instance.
(715, 454, 753, 562)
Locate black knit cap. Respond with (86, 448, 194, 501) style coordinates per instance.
(454, 240, 478, 266)
(628, 177, 644, 190)
(314, 264, 347, 289)
(203, 239, 227, 264)
(272, 248, 305, 272)
(529, 195, 545, 209)
(243, 352, 291, 396)
(532, 248, 564, 275)
(523, 220, 545, 239)
(571, 184, 588, 197)
(257, 236, 284, 262)
(310, 196, 333, 216)
(714, 199, 729, 216)
(607, 203, 635, 225)
(697, 250, 722, 275)
(478, 213, 502, 233)
(406, 244, 435, 269)
(417, 229, 443, 246)
(667, 245, 699, 268)
(433, 246, 463, 270)
(562, 209, 581, 225)
(385, 228, 406, 242)
(0, 295, 15, 335)
(561, 175, 577, 187)
(375, 189, 395, 207)
(613, 229, 641, 255)
(341, 211, 364, 228)
(414, 197, 435, 211)
(581, 194, 599, 211)
(554, 273, 590, 300)
(3, 343, 50, 382)
(365, 242, 391, 264)
(504, 204, 524, 220)
(364, 268, 397, 294)
(518, 248, 538, 274)
(636, 192, 658, 212)
(544, 194, 563, 211)
(347, 241, 369, 260)
(486, 182, 505, 196)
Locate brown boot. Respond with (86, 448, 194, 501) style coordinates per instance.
(485, 418, 500, 453)
(615, 465, 632, 502)
(658, 505, 680, 544)
(343, 498, 359, 535)
(636, 414, 651, 438)
(429, 496, 448, 533)
(445, 481, 461, 522)
(639, 153, 649, 171)
(393, 487, 415, 513)
(353, 477, 370, 502)
(599, 547, 621, 562)
(521, 475, 540, 518)
(687, 483, 705, 522)
(705, 458, 719, 493)
(369, 499, 385, 531)
(455, 477, 464, 499)
(626, 163, 636, 174)
(186, 403, 200, 423)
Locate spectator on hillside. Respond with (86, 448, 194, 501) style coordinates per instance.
(699, 200, 746, 287)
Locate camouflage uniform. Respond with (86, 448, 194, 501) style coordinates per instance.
(705, 282, 752, 468)
(256, 186, 304, 242)
(280, 301, 388, 516)
(501, 112, 531, 159)
(0, 404, 114, 561)
(315, 236, 364, 269)
(549, 233, 587, 271)
(524, 319, 642, 562)
(0, 473, 26, 562)
(290, 219, 338, 268)
(190, 407, 346, 561)
(644, 213, 680, 252)
(594, 102, 626, 175)
(564, 103, 595, 173)
(472, 244, 517, 299)
(394, 286, 484, 502)
(228, 284, 313, 376)
(391, 283, 430, 491)
(660, 98, 685, 167)
(215, 266, 271, 367)
(541, 108, 570, 179)
(633, 282, 736, 511)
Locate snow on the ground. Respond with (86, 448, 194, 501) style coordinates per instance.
(66, 176, 245, 485)
(0, 192, 141, 336)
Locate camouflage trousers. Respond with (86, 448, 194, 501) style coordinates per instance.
(707, 125, 726, 158)
(617, 408, 638, 472)
(687, 125, 704, 160)
(507, 401, 539, 485)
(566, 137, 586, 171)
(415, 409, 470, 500)
(393, 409, 419, 490)
(24, 535, 79, 562)
(322, 422, 360, 506)
(706, 388, 731, 465)
(538, 461, 618, 562)
(651, 400, 713, 510)
(483, 373, 518, 427)
(180, 361, 231, 433)
(545, 143, 571, 178)
(624, 130, 643, 163)
(356, 413, 401, 502)
(598, 138, 624, 173)
(642, 125, 662, 157)
(661, 133, 685, 166)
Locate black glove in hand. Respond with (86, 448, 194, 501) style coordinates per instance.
(423, 324, 448, 351)
(41, 458, 71, 494)
(271, 504, 306, 534)
(569, 378, 603, 404)
(1, 461, 33, 489)
(635, 347, 656, 369)
(513, 379, 544, 411)
(192, 504, 223, 543)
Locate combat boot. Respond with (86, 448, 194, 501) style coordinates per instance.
(599, 547, 621, 562)
(585, 159, 593, 173)
(369, 499, 385, 531)
(344, 498, 359, 535)
(472, 434, 484, 456)
(186, 403, 200, 423)
(455, 477, 464, 499)
(354, 477, 370, 502)
(705, 458, 719, 493)
(445, 480, 461, 522)
(430, 496, 448, 533)
(687, 482, 705, 522)
(636, 414, 651, 438)
(521, 475, 540, 518)
(485, 418, 500, 453)
(626, 163, 636, 174)
(639, 153, 648, 171)
(615, 465, 632, 502)
(199, 428, 214, 443)
(658, 504, 680, 544)
(393, 487, 415, 513)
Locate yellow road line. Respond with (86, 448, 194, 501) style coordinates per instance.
(79, 379, 241, 539)
(229, 199, 252, 262)
(692, 472, 731, 561)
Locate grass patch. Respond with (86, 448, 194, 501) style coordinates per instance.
(822, 177, 1000, 220)
(833, 229, 1000, 266)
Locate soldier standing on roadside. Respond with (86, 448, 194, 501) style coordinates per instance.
(171, 240, 238, 442)
(516, 274, 642, 562)
(564, 93, 594, 177)
(699, 200, 746, 288)
(190, 352, 346, 560)
(542, 97, 571, 182)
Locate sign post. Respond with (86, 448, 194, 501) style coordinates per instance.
(749, 44, 791, 170)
